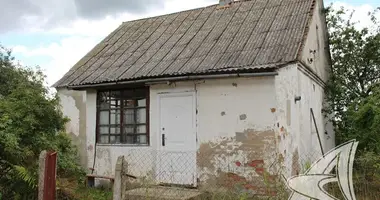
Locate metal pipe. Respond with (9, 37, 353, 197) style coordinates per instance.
(68, 71, 279, 90)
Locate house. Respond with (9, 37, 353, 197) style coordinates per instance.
(54, 0, 335, 193)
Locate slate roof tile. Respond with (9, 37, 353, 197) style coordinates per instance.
(54, 0, 316, 88)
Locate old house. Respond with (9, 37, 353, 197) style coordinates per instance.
(54, 0, 335, 192)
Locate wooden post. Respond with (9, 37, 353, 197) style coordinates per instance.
(38, 151, 57, 200)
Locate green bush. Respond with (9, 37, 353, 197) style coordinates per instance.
(0, 45, 85, 198)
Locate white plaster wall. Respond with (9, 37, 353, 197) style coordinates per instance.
(57, 88, 88, 167)
(59, 69, 334, 184)
(297, 69, 335, 154)
(275, 64, 300, 171)
(85, 77, 277, 179)
(149, 77, 277, 146)
(275, 64, 335, 178)
(58, 88, 84, 137)
(299, 0, 330, 82)
(150, 77, 278, 185)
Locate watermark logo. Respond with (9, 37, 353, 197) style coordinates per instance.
(287, 140, 359, 200)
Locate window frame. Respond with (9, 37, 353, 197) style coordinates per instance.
(95, 87, 150, 145)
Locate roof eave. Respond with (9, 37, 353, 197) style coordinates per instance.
(64, 71, 279, 90)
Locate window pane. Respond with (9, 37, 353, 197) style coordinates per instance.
(99, 127, 109, 134)
(100, 136, 109, 144)
(138, 135, 147, 144)
(124, 126, 134, 134)
(100, 102, 110, 109)
(110, 110, 121, 124)
(110, 127, 120, 134)
(125, 135, 134, 144)
(137, 99, 146, 107)
(137, 125, 146, 134)
(110, 136, 121, 144)
(110, 99, 121, 109)
(124, 109, 135, 124)
(136, 108, 146, 123)
(99, 111, 109, 125)
(124, 99, 135, 108)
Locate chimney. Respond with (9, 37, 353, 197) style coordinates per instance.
(219, 0, 234, 6)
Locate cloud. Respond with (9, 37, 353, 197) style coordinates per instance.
(74, 0, 163, 19)
(0, 0, 167, 33)
(9, 0, 216, 88)
(330, 1, 380, 30)
(1, 0, 216, 34)
(12, 36, 100, 86)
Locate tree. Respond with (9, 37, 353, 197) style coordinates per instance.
(325, 6, 380, 150)
(0, 45, 84, 199)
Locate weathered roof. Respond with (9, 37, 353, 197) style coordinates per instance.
(54, 0, 315, 88)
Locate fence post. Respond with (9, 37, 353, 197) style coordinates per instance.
(113, 156, 124, 200)
(38, 151, 57, 200)
(38, 151, 47, 200)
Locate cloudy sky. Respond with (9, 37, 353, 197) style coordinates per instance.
(0, 0, 379, 88)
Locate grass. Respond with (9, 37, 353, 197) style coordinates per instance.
(57, 178, 113, 200)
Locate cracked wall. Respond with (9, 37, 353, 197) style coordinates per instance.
(57, 88, 88, 168)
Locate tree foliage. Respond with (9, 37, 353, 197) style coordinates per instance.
(0, 45, 85, 199)
(325, 5, 380, 152)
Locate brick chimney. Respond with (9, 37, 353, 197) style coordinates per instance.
(219, 0, 234, 6)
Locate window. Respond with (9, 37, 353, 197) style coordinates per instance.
(96, 88, 149, 145)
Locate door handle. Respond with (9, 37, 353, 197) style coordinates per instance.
(162, 134, 165, 146)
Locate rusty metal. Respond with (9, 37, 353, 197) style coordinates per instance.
(43, 152, 57, 200)
(310, 108, 324, 156)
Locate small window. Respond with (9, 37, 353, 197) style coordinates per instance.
(96, 88, 149, 145)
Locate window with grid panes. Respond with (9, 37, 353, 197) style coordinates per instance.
(97, 88, 148, 145)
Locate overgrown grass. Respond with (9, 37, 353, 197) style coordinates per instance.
(57, 178, 112, 200)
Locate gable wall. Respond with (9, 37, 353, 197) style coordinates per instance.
(299, 0, 331, 82)
(275, 64, 335, 178)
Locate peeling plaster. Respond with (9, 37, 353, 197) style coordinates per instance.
(197, 130, 277, 189)
(60, 95, 80, 137)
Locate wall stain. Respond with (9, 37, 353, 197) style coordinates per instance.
(197, 129, 278, 196)
(221, 111, 226, 116)
(239, 114, 247, 120)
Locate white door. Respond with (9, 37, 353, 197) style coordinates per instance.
(157, 92, 197, 186)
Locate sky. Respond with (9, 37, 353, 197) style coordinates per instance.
(0, 0, 379, 88)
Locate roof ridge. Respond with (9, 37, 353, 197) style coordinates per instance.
(119, 0, 256, 25)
